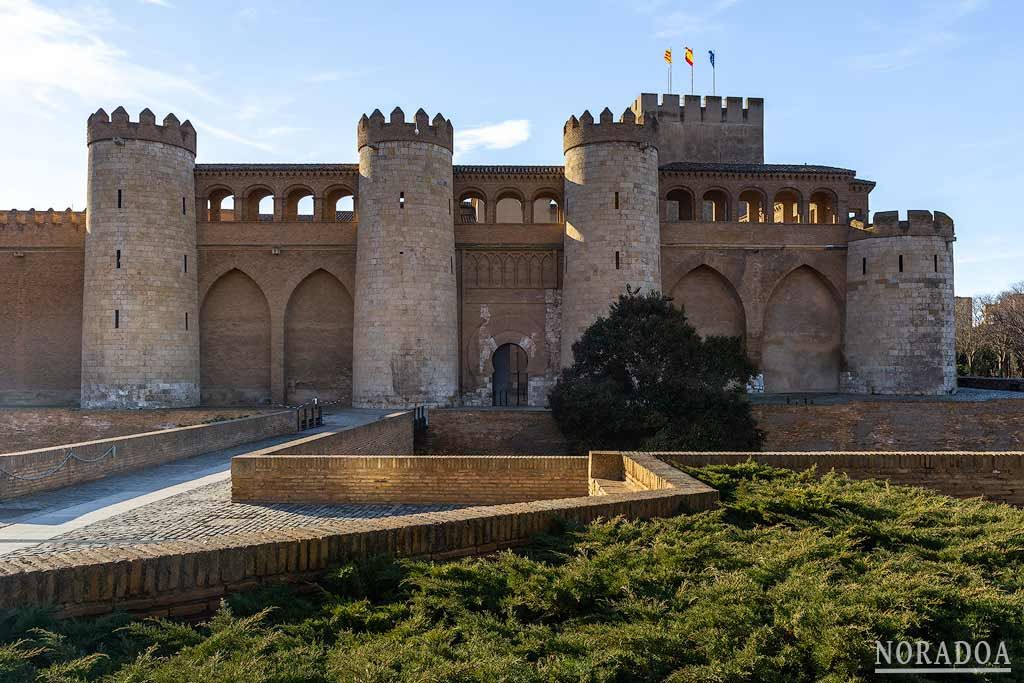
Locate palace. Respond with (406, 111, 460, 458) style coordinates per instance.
(0, 93, 956, 408)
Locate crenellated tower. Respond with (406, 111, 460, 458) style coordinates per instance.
(561, 107, 661, 367)
(352, 107, 458, 407)
(630, 93, 763, 165)
(842, 210, 957, 395)
(81, 106, 199, 408)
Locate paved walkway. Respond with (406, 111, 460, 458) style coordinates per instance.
(0, 408, 406, 557)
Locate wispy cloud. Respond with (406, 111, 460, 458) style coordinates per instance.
(644, 0, 743, 39)
(844, 0, 987, 73)
(454, 120, 530, 159)
(0, 0, 212, 111)
(140, 0, 174, 8)
(194, 121, 275, 153)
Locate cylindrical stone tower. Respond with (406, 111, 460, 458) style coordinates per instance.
(81, 106, 199, 408)
(352, 107, 458, 407)
(561, 107, 661, 367)
(842, 210, 957, 395)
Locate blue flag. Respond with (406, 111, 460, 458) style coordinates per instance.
(709, 50, 715, 68)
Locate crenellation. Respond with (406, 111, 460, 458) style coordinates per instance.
(86, 106, 196, 155)
(358, 106, 453, 153)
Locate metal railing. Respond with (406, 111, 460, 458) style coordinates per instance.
(297, 402, 323, 431)
(492, 372, 528, 407)
(413, 405, 428, 432)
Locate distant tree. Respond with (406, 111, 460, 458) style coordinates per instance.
(955, 297, 984, 375)
(549, 288, 763, 453)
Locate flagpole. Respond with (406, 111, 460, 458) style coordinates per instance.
(690, 63, 694, 95)
(668, 63, 672, 94)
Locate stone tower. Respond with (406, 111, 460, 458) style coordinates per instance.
(561, 107, 661, 367)
(81, 107, 199, 408)
(352, 107, 458, 407)
(842, 210, 956, 395)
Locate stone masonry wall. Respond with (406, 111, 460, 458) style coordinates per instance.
(260, 410, 413, 456)
(353, 134, 458, 407)
(0, 410, 296, 500)
(231, 455, 589, 505)
(562, 138, 661, 366)
(843, 232, 956, 394)
(660, 451, 1024, 506)
(418, 408, 574, 455)
(81, 116, 199, 408)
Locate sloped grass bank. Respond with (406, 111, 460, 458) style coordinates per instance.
(2, 463, 1023, 682)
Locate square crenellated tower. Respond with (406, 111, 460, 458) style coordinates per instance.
(631, 93, 764, 165)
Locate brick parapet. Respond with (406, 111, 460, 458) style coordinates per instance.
(0, 410, 296, 500)
(357, 107, 453, 152)
(87, 107, 196, 156)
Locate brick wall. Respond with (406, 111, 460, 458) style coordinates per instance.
(263, 410, 412, 456)
(418, 408, 573, 455)
(232, 455, 589, 504)
(753, 400, 1024, 451)
(0, 452, 718, 619)
(0, 410, 296, 500)
(659, 451, 1024, 505)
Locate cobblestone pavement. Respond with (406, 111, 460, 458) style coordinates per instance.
(4, 479, 460, 558)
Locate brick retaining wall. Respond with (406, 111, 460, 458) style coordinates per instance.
(260, 411, 413, 456)
(659, 451, 1024, 505)
(419, 408, 573, 455)
(232, 455, 589, 505)
(753, 400, 1024, 451)
(0, 411, 296, 500)
(0, 453, 717, 618)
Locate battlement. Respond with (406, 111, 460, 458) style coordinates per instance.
(87, 106, 196, 155)
(562, 107, 658, 154)
(631, 93, 763, 124)
(1, 208, 85, 227)
(855, 210, 955, 241)
(357, 107, 453, 153)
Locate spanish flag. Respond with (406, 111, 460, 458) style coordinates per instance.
(684, 47, 694, 66)
(664, 49, 672, 64)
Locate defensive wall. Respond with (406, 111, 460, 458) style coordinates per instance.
(417, 408, 573, 455)
(0, 452, 717, 619)
(0, 411, 296, 500)
(255, 410, 413, 456)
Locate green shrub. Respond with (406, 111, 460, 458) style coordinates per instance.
(549, 288, 763, 452)
(3, 465, 1023, 681)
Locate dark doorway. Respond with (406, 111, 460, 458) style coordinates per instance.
(492, 343, 528, 406)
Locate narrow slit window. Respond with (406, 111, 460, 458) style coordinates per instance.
(399, 192, 405, 209)
(861, 257, 866, 275)
(615, 250, 620, 270)
(182, 196, 186, 215)
(898, 255, 904, 273)
(185, 312, 189, 330)
(450, 256, 453, 274)
(614, 192, 620, 209)
(117, 189, 122, 209)
(114, 309, 119, 329)
(183, 254, 188, 273)
(934, 254, 938, 272)
(116, 249, 121, 269)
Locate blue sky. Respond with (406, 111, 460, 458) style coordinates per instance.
(0, 0, 1021, 296)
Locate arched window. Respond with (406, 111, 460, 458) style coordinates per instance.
(458, 190, 487, 224)
(285, 187, 314, 222)
(492, 343, 528, 406)
(809, 190, 837, 225)
(738, 189, 766, 223)
(532, 193, 561, 223)
(245, 188, 275, 222)
(495, 192, 524, 224)
(666, 188, 694, 221)
(325, 187, 356, 222)
(702, 189, 729, 222)
(206, 188, 235, 222)
(773, 189, 802, 224)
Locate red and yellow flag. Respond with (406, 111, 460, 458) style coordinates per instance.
(664, 49, 672, 64)
(684, 47, 694, 66)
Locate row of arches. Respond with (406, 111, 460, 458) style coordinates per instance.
(200, 268, 353, 404)
(672, 264, 842, 392)
(458, 188, 562, 224)
(665, 187, 839, 224)
(205, 186, 356, 223)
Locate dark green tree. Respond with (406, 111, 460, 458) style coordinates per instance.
(549, 288, 764, 452)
